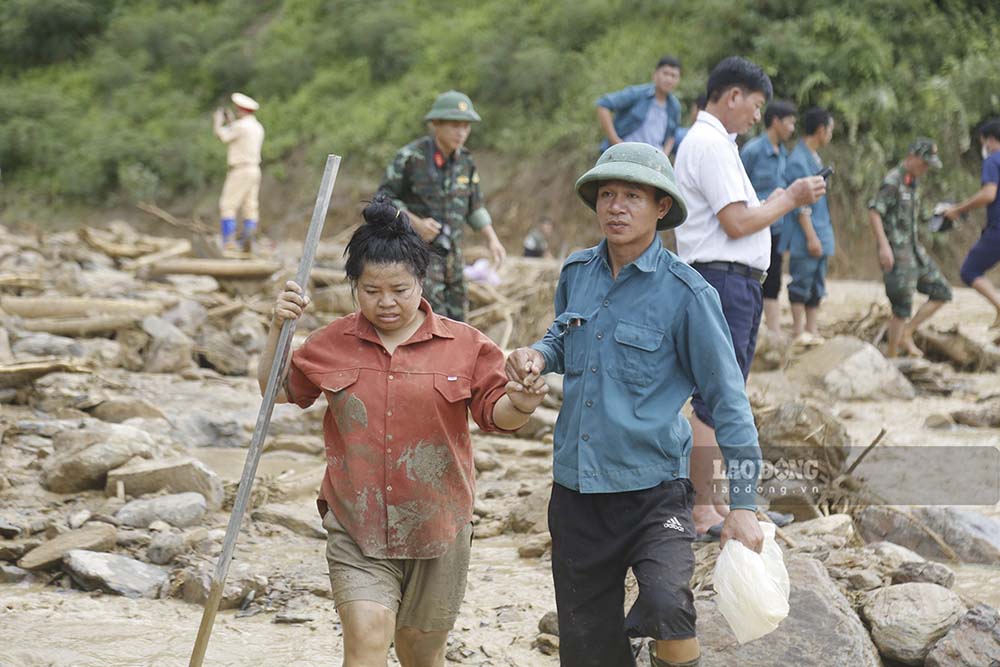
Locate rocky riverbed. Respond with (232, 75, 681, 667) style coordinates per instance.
(1, 223, 999, 666)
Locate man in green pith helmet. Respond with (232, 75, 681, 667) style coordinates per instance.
(506, 142, 762, 667)
(379, 90, 506, 322)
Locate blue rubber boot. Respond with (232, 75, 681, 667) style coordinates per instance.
(240, 219, 257, 253)
(220, 218, 237, 249)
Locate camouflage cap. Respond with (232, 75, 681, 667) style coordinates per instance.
(424, 90, 481, 122)
(575, 142, 688, 230)
(908, 137, 942, 169)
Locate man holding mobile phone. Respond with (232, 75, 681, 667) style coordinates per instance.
(779, 107, 836, 343)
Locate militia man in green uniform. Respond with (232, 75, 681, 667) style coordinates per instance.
(867, 138, 952, 357)
(379, 90, 506, 321)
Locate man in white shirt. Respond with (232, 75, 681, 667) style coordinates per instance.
(214, 92, 265, 252)
(674, 57, 825, 535)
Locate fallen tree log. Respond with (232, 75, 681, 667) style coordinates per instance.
(144, 258, 281, 280)
(122, 239, 192, 271)
(19, 314, 142, 337)
(0, 296, 162, 319)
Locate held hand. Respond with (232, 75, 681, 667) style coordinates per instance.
(807, 236, 823, 258)
(719, 508, 764, 553)
(213, 108, 225, 125)
(877, 243, 895, 272)
(505, 347, 545, 384)
(488, 236, 507, 268)
(787, 176, 826, 207)
(505, 378, 548, 413)
(273, 280, 311, 322)
(409, 215, 442, 243)
(944, 206, 961, 221)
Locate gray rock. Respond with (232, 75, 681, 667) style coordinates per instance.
(698, 556, 882, 666)
(925, 604, 1000, 667)
(251, 504, 325, 539)
(473, 450, 501, 472)
(538, 610, 559, 636)
(862, 583, 966, 665)
(849, 570, 885, 591)
(147, 531, 186, 565)
(162, 299, 207, 336)
(105, 458, 224, 510)
(63, 549, 168, 598)
(0, 564, 31, 583)
(67, 509, 92, 529)
(507, 486, 550, 534)
(179, 561, 267, 610)
(41, 423, 155, 492)
(116, 493, 207, 529)
(0, 518, 21, 539)
(866, 541, 926, 569)
(11, 332, 84, 358)
(172, 411, 247, 448)
(893, 561, 956, 588)
(788, 336, 915, 400)
(141, 315, 195, 373)
(857, 506, 1000, 564)
(116, 530, 152, 548)
(230, 311, 266, 353)
(90, 397, 166, 423)
(0, 538, 42, 562)
(17, 523, 117, 571)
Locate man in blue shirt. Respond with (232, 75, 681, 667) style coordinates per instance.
(597, 56, 683, 155)
(506, 143, 762, 667)
(780, 107, 836, 342)
(946, 118, 1000, 328)
(740, 100, 797, 334)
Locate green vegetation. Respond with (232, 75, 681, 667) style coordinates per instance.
(1, 0, 999, 252)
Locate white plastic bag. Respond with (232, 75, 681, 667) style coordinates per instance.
(712, 521, 790, 643)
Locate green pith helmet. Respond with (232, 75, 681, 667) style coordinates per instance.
(908, 137, 943, 169)
(575, 142, 688, 230)
(424, 90, 481, 122)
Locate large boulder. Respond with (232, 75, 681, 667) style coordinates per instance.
(41, 422, 155, 493)
(861, 583, 966, 665)
(90, 397, 166, 423)
(755, 401, 851, 480)
(697, 556, 882, 666)
(856, 507, 1000, 564)
(506, 486, 550, 534)
(179, 560, 267, 610)
(105, 458, 224, 510)
(116, 493, 207, 529)
(63, 549, 168, 598)
(17, 523, 117, 571)
(925, 604, 1000, 667)
(141, 315, 195, 373)
(788, 336, 915, 400)
(11, 332, 84, 358)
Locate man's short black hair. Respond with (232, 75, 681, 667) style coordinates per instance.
(694, 93, 707, 111)
(979, 118, 1000, 142)
(656, 55, 681, 71)
(706, 56, 773, 103)
(803, 107, 833, 136)
(764, 100, 797, 128)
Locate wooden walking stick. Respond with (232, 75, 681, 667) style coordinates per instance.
(188, 154, 342, 667)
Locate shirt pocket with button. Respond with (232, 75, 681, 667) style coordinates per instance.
(433, 373, 472, 404)
(319, 369, 368, 434)
(608, 320, 665, 386)
(554, 311, 592, 376)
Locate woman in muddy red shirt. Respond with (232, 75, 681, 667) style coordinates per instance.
(259, 194, 545, 666)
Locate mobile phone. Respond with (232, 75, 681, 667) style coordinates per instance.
(818, 166, 834, 180)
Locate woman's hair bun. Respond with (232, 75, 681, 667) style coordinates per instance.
(362, 192, 408, 237)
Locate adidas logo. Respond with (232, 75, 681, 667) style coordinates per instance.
(662, 517, 684, 532)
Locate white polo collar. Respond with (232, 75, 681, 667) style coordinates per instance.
(696, 110, 738, 143)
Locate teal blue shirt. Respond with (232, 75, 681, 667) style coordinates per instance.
(740, 134, 789, 236)
(779, 140, 836, 256)
(531, 236, 762, 509)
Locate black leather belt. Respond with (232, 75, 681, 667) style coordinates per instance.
(691, 261, 768, 285)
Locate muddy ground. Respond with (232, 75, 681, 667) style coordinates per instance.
(1, 262, 999, 666)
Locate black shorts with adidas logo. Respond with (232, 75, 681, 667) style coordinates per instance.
(548, 478, 697, 667)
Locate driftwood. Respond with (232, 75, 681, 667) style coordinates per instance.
(122, 239, 192, 271)
(19, 314, 143, 337)
(0, 358, 90, 389)
(145, 258, 280, 280)
(79, 226, 161, 259)
(310, 267, 346, 287)
(0, 296, 162, 319)
(914, 326, 1000, 372)
(0, 273, 44, 290)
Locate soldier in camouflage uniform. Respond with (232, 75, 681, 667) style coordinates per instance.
(379, 90, 506, 321)
(867, 138, 952, 357)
